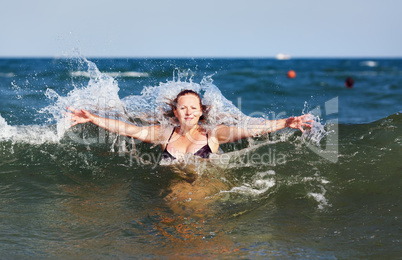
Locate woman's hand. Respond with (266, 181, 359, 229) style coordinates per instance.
(66, 107, 95, 127)
(286, 114, 314, 132)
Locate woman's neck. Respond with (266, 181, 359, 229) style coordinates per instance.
(178, 124, 199, 136)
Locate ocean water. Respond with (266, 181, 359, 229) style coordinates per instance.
(0, 57, 401, 258)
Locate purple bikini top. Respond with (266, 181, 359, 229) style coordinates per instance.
(162, 128, 212, 160)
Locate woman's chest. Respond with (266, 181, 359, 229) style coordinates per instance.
(168, 135, 208, 155)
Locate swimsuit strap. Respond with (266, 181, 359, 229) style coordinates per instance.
(162, 127, 177, 161)
(165, 127, 176, 147)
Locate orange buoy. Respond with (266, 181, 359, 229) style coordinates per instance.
(287, 70, 296, 78)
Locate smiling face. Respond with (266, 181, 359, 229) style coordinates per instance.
(173, 93, 203, 128)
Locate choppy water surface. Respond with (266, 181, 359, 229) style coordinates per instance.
(0, 58, 401, 258)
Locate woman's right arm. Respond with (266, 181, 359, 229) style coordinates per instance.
(67, 107, 161, 143)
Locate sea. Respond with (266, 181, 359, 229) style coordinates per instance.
(0, 57, 401, 259)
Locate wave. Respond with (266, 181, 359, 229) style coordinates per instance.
(2, 110, 399, 161)
(1, 58, 400, 213)
(0, 111, 400, 213)
(71, 71, 149, 78)
(0, 72, 15, 78)
(360, 60, 378, 67)
(0, 114, 60, 144)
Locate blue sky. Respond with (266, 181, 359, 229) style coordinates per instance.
(1, 0, 401, 58)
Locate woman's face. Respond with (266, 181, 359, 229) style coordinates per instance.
(173, 94, 203, 128)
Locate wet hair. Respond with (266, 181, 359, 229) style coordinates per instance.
(165, 89, 208, 123)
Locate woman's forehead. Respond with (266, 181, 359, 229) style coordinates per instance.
(177, 94, 201, 105)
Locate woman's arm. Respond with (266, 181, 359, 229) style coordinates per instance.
(67, 107, 161, 143)
(213, 114, 313, 144)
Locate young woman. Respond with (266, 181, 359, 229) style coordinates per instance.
(67, 89, 312, 161)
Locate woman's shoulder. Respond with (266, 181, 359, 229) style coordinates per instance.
(158, 124, 176, 138)
(206, 124, 230, 134)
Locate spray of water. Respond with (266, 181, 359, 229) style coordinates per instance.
(0, 59, 332, 209)
(3, 58, 328, 153)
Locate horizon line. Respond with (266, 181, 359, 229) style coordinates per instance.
(1, 55, 402, 59)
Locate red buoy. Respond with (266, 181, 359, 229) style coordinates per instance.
(287, 70, 296, 78)
(345, 77, 354, 88)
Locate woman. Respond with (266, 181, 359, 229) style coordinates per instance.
(68, 89, 314, 223)
(67, 89, 312, 161)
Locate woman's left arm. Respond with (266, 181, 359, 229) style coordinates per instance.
(212, 114, 313, 144)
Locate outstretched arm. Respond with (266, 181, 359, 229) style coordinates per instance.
(213, 114, 313, 144)
(66, 107, 161, 143)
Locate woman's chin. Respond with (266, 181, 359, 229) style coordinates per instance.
(183, 120, 195, 126)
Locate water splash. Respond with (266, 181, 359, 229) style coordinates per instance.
(221, 170, 276, 196)
(0, 59, 251, 147)
(0, 114, 15, 140)
(71, 71, 149, 78)
(308, 185, 331, 210)
(0, 113, 59, 144)
(42, 59, 127, 139)
(302, 115, 328, 146)
(2, 58, 330, 154)
(300, 101, 330, 147)
(121, 69, 249, 131)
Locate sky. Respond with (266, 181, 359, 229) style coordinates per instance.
(1, 0, 402, 58)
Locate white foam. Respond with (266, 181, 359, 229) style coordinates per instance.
(71, 71, 149, 78)
(37, 60, 252, 148)
(360, 60, 378, 67)
(0, 114, 60, 144)
(301, 115, 329, 147)
(38, 59, 310, 150)
(121, 70, 250, 131)
(0, 72, 15, 78)
(70, 71, 90, 77)
(111, 71, 149, 78)
(43, 59, 127, 138)
(308, 185, 331, 210)
(221, 170, 276, 196)
(0, 114, 15, 140)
